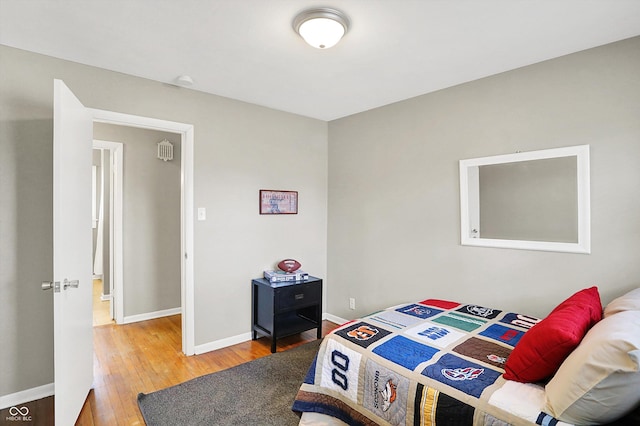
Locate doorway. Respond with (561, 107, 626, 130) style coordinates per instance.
(49, 80, 195, 424)
(90, 108, 195, 355)
(91, 141, 121, 326)
(91, 126, 184, 329)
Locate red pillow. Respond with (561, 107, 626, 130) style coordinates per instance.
(503, 286, 602, 383)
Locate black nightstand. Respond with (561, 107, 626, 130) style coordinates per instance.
(251, 276, 322, 353)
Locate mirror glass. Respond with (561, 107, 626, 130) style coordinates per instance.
(460, 145, 590, 253)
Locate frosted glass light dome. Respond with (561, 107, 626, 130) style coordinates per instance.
(293, 8, 350, 49)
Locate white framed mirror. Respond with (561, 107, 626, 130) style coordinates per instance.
(460, 145, 590, 254)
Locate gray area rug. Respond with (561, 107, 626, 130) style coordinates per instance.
(137, 339, 321, 425)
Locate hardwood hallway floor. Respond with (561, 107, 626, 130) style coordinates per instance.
(74, 315, 338, 425)
(92, 279, 114, 326)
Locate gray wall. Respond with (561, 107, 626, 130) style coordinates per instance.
(327, 36, 640, 320)
(94, 124, 181, 317)
(0, 45, 328, 397)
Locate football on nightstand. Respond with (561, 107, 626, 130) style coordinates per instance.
(278, 259, 301, 273)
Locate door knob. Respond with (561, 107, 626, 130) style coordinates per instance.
(42, 281, 61, 292)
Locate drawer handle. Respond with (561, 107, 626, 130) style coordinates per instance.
(294, 293, 304, 300)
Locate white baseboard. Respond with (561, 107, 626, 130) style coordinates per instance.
(122, 307, 181, 324)
(323, 313, 349, 325)
(193, 312, 350, 356)
(194, 332, 253, 355)
(0, 383, 54, 410)
(100, 293, 111, 302)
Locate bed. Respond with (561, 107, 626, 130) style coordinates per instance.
(292, 287, 640, 426)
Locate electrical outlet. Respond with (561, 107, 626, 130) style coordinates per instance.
(349, 297, 356, 310)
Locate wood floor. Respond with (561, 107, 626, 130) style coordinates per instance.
(69, 315, 339, 425)
(92, 279, 114, 327)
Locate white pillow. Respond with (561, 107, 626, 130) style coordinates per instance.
(604, 287, 640, 317)
(544, 310, 640, 425)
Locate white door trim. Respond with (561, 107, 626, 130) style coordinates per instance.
(92, 140, 123, 323)
(90, 108, 195, 356)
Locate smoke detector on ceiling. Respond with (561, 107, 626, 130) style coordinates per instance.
(175, 75, 194, 86)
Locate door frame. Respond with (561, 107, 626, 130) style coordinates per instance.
(92, 140, 123, 322)
(90, 108, 195, 355)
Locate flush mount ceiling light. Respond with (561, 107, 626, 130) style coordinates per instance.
(293, 7, 350, 49)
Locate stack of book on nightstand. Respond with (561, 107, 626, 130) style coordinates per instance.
(263, 269, 309, 283)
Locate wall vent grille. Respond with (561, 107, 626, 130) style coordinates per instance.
(157, 139, 173, 162)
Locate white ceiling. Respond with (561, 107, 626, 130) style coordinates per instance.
(1, 0, 639, 121)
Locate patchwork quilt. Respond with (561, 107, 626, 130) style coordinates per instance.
(293, 299, 572, 426)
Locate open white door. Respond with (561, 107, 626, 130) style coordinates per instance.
(50, 79, 94, 424)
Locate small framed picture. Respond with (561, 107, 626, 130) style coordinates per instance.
(259, 190, 298, 214)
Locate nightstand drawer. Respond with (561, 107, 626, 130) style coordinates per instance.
(275, 282, 321, 312)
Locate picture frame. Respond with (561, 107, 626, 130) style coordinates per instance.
(259, 190, 298, 214)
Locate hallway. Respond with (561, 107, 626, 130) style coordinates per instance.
(93, 279, 113, 326)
